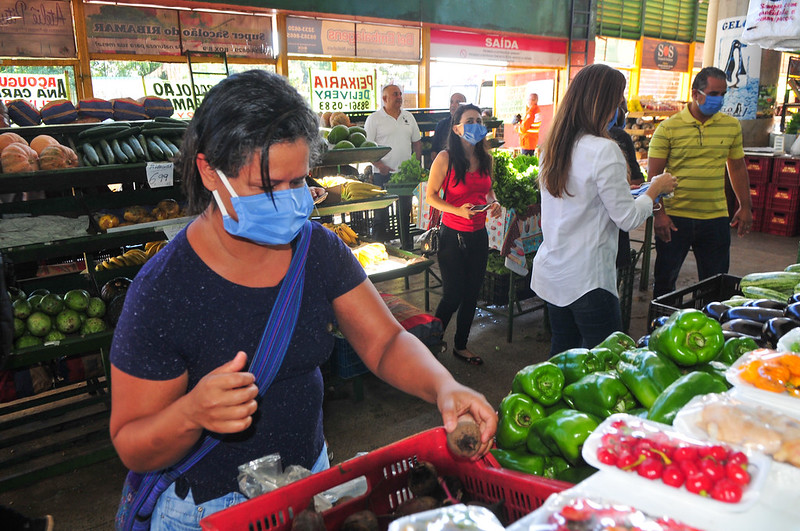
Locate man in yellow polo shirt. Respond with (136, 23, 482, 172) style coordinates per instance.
(648, 67, 753, 298)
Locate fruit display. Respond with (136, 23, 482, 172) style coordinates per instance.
(96, 199, 185, 230)
(9, 287, 113, 350)
(322, 222, 360, 246)
(323, 124, 377, 150)
(94, 240, 167, 271)
(0, 132, 78, 173)
(76, 117, 185, 166)
(352, 242, 389, 268)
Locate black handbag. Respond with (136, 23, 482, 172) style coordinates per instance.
(419, 170, 450, 257)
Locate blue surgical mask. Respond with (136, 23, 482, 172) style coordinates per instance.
(212, 170, 313, 245)
(607, 108, 619, 131)
(698, 91, 724, 116)
(460, 122, 488, 145)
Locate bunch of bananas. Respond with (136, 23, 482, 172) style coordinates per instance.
(340, 180, 386, 202)
(322, 222, 360, 246)
(352, 243, 389, 268)
(628, 98, 644, 113)
(94, 240, 168, 271)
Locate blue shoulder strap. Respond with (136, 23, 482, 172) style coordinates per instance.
(124, 221, 313, 529)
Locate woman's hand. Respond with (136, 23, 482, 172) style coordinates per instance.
(437, 381, 498, 459)
(646, 172, 677, 199)
(488, 201, 502, 218)
(457, 204, 476, 219)
(183, 351, 259, 434)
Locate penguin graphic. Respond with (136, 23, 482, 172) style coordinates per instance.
(724, 39, 748, 88)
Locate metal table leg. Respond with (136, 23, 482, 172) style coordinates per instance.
(639, 217, 654, 291)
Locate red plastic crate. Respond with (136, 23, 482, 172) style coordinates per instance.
(767, 183, 800, 212)
(751, 206, 764, 232)
(200, 428, 570, 530)
(763, 208, 799, 237)
(773, 157, 800, 186)
(745, 155, 773, 184)
(749, 183, 769, 209)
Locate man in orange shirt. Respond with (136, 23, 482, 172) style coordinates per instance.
(518, 92, 541, 155)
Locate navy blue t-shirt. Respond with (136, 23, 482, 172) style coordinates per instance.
(110, 221, 366, 503)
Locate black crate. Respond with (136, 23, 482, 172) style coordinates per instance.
(480, 269, 534, 306)
(647, 274, 742, 330)
(332, 337, 369, 379)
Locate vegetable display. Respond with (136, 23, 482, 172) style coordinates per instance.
(648, 309, 725, 366)
(491, 150, 539, 213)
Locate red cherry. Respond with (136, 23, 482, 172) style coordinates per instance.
(637, 457, 664, 480)
(725, 461, 751, 486)
(727, 451, 749, 468)
(685, 471, 712, 496)
(662, 464, 685, 488)
(673, 446, 698, 461)
(597, 446, 618, 466)
(710, 478, 743, 503)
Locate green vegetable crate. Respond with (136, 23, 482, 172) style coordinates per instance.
(480, 269, 534, 306)
(647, 274, 741, 331)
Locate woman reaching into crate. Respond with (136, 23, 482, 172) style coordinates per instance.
(532, 64, 676, 354)
(108, 71, 497, 531)
(425, 103, 503, 366)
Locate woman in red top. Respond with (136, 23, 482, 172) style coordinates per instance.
(425, 104, 503, 365)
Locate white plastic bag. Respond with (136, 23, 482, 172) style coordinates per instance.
(741, 0, 800, 51)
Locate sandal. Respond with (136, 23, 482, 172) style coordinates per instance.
(453, 349, 483, 366)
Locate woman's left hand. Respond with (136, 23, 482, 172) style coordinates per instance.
(437, 382, 498, 459)
(488, 201, 503, 218)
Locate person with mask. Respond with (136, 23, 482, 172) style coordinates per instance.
(108, 71, 497, 530)
(425, 104, 503, 366)
(648, 66, 752, 298)
(532, 64, 676, 353)
(430, 92, 467, 161)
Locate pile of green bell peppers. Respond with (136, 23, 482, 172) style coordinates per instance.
(649, 309, 725, 366)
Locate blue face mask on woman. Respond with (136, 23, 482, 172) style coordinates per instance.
(212, 169, 313, 245)
(460, 122, 488, 145)
(698, 91, 724, 116)
(607, 108, 619, 131)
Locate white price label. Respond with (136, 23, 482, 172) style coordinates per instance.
(146, 162, 174, 188)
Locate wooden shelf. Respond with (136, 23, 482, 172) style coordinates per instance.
(628, 110, 679, 118)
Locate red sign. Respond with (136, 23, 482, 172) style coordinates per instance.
(641, 38, 689, 71)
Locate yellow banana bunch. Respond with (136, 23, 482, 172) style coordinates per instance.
(322, 222, 360, 246)
(316, 176, 349, 188)
(353, 243, 389, 268)
(628, 98, 644, 113)
(145, 240, 168, 258)
(342, 181, 386, 201)
(95, 241, 168, 271)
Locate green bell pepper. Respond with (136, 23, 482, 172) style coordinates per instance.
(512, 361, 565, 406)
(719, 336, 760, 366)
(527, 408, 600, 466)
(548, 348, 601, 385)
(490, 448, 546, 476)
(595, 331, 636, 357)
(562, 371, 638, 418)
(554, 464, 597, 484)
(616, 349, 682, 410)
(589, 347, 620, 371)
(543, 399, 570, 416)
(649, 309, 725, 366)
(647, 371, 729, 425)
(542, 456, 570, 479)
(689, 361, 732, 389)
(496, 393, 545, 449)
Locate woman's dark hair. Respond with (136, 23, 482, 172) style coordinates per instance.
(539, 64, 626, 198)
(446, 103, 492, 185)
(178, 70, 322, 214)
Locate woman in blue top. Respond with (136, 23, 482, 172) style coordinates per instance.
(109, 71, 497, 530)
(426, 104, 503, 366)
(532, 64, 676, 354)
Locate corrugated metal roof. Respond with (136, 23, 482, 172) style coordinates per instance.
(597, 0, 707, 43)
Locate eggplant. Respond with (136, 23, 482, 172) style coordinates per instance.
(742, 298, 788, 310)
(703, 302, 730, 321)
(719, 306, 785, 324)
(784, 302, 800, 322)
(761, 317, 800, 348)
(790, 293, 800, 305)
(722, 330, 768, 347)
(636, 334, 650, 348)
(649, 315, 669, 332)
(721, 318, 765, 337)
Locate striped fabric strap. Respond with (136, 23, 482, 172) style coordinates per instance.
(128, 221, 313, 526)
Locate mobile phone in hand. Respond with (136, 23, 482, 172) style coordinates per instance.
(469, 204, 491, 212)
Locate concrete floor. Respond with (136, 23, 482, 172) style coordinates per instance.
(2, 224, 797, 529)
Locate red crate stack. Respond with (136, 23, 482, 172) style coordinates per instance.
(763, 157, 800, 236)
(745, 155, 773, 185)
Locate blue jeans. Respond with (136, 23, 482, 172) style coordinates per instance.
(653, 216, 730, 298)
(546, 288, 622, 355)
(150, 443, 330, 530)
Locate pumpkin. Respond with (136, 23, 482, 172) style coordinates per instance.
(30, 135, 61, 155)
(1, 142, 38, 173)
(0, 132, 27, 153)
(38, 144, 79, 170)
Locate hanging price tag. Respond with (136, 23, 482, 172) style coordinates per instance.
(146, 162, 174, 188)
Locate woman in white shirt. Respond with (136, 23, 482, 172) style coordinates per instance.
(532, 64, 676, 354)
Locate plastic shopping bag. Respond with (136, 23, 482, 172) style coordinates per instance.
(741, 0, 800, 51)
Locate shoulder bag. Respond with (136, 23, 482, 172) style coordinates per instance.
(115, 221, 313, 531)
(419, 169, 451, 257)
